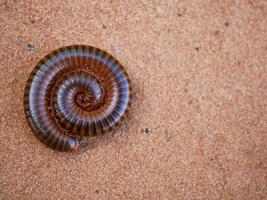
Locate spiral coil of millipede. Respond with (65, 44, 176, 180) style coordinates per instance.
(24, 45, 131, 152)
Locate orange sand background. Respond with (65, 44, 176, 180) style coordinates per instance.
(0, 1, 266, 199)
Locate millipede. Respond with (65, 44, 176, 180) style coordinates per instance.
(23, 45, 132, 152)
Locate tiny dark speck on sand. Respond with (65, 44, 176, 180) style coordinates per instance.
(102, 24, 107, 29)
(27, 43, 36, 51)
(177, 13, 182, 17)
(195, 47, 200, 51)
(224, 21, 230, 27)
(214, 30, 220, 36)
(141, 128, 150, 134)
(96, 190, 99, 194)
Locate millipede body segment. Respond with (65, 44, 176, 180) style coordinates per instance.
(24, 45, 131, 152)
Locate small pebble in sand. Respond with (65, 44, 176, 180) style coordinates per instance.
(165, 131, 173, 141)
(114, 45, 121, 54)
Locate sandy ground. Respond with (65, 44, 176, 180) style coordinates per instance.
(0, 1, 266, 199)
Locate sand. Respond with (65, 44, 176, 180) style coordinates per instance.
(0, 0, 266, 199)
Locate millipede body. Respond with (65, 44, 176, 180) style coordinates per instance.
(24, 45, 131, 152)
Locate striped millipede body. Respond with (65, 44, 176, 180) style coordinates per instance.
(24, 45, 131, 152)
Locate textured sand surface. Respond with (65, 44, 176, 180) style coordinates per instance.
(0, 1, 266, 199)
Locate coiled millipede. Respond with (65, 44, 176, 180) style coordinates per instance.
(24, 45, 132, 152)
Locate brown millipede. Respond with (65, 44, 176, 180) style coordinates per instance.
(23, 45, 132, 152)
